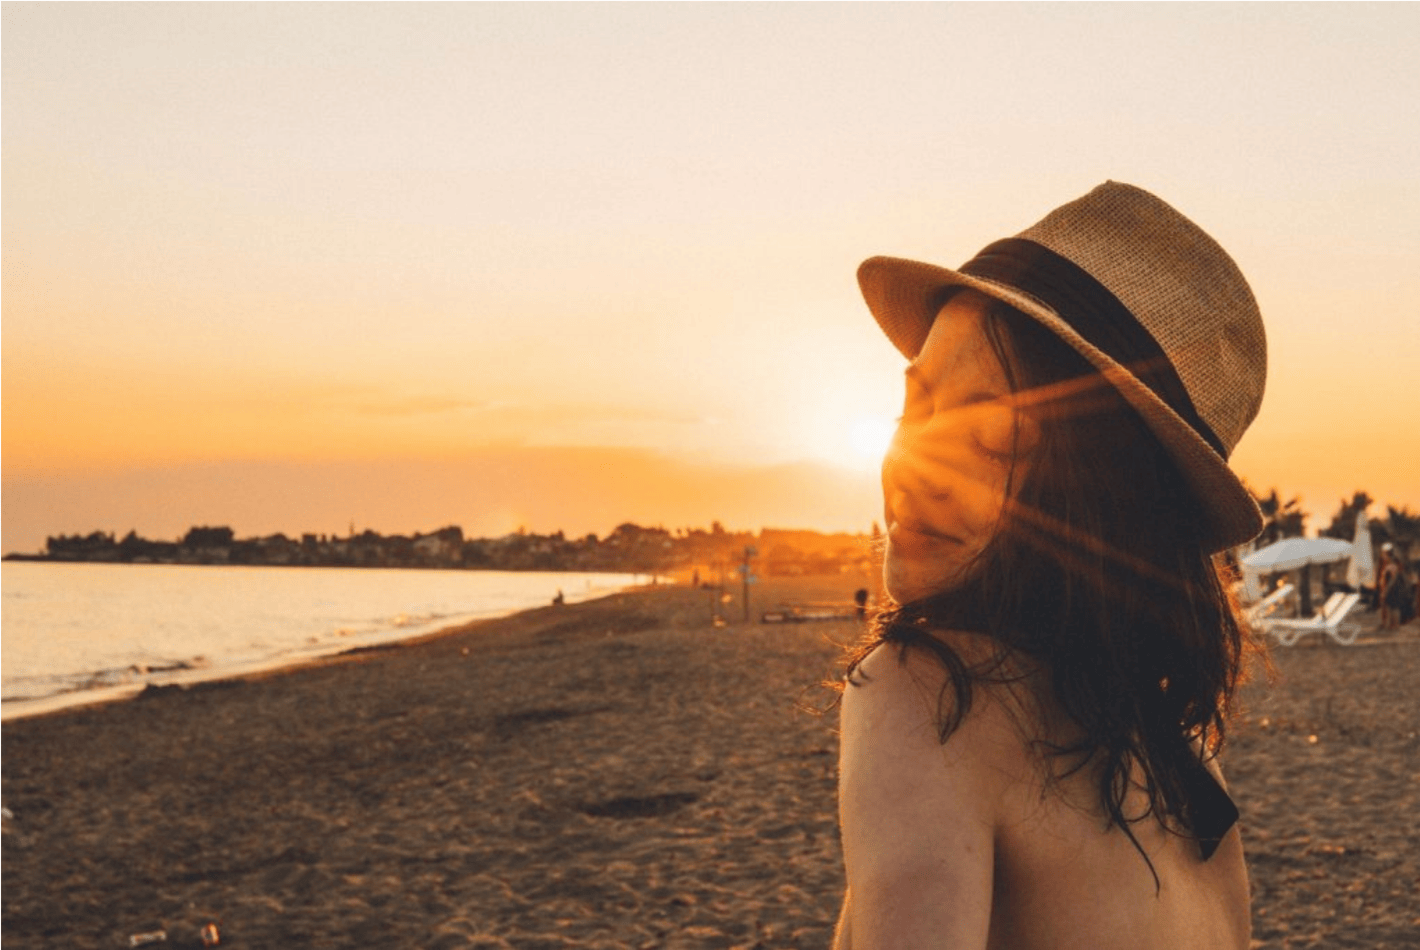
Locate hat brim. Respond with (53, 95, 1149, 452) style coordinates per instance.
(859, 255, 1263, 554)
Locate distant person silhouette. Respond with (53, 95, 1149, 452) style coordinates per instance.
(1379, 544, 1409, 630)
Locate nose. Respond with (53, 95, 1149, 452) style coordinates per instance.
(884, 412, 1006, 514)
(882, 423, 953, 510)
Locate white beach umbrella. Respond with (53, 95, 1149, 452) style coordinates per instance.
(1240, 536, 1354, 574)
(1345, 509, 1375, 588)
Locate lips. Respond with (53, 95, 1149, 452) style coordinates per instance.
(886, 517, 961, 555)
(885, 482, 958, 542)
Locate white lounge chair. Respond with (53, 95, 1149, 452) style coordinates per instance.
(1244, 582, 1295, 626)
(1262, 592, 1362, 646)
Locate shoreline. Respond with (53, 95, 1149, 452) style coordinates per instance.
(0, 574, 662, 724)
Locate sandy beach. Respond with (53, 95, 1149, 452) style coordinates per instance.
(3, 575, 1417, 949)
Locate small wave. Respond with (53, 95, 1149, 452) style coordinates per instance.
(388, 611, 450, 629)
(126, 658, 202, 676)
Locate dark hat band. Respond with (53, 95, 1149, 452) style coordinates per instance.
(958, 238, 1227, 459)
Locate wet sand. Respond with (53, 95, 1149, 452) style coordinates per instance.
(3, 575, 1416, 949)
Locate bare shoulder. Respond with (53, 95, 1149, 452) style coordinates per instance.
(835, 636, 1037, 949)
(845, 633, 1040, 777)
(840, 636, 1044, 857)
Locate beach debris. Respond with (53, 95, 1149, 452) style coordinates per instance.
(128, 931, 167, 947)
(579, 791, 699, 819)
(137, 683, 185, 700)
(760, 605, 857, 623)
(200, 922, 221, 946)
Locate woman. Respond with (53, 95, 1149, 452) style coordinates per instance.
(1379, 545, 1397, 630)
(834, 182, 1266, 949)
(1379, 543, 1409, 630)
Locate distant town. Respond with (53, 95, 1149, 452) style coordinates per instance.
(4, 522, 878, 578)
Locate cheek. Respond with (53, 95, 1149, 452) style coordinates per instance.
(953, 457, 1014, 522)
(883, 536, 966, 602)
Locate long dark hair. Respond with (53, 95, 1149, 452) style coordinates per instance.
(845, 291, 1256, 881)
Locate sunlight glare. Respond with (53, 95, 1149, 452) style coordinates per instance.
(848, 416, 897, 463)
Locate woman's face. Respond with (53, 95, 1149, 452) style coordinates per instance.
(881, 290, 1039, 604)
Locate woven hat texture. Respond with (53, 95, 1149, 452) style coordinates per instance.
(858, 181, 1267, 553)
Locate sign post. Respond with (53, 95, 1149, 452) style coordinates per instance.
(741, 545, 758, 623)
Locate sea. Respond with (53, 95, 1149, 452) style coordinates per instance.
(1, 561, 645, 720)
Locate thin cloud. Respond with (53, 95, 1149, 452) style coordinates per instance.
(348, 395, 702, 427)
(352, 397, 492, 418)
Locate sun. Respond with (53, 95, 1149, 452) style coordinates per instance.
(847, 415, 897, 464)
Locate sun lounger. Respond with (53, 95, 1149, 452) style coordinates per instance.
(1244, 582, 1295, 626)
(760, 603, 859, 624)
(1262, 591, 1362, 646)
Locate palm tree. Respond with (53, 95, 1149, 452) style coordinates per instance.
(1381, 505, 1420, 565)
(1322, 490, 1374, 540)
(1252, 486, 1307, 546)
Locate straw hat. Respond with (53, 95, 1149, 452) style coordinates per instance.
(859, 181, 1266, 553)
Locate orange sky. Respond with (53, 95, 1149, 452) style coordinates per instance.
(3, 5, 1417, 554)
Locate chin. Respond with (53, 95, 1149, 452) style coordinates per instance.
(882, 546, 961, 605)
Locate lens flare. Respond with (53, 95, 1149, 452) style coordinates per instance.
(848, 416, 897, 462)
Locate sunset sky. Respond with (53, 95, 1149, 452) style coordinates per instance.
(4, 4, 1417, 555)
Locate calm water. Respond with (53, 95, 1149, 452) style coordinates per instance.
(1, 562, 643, 718)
